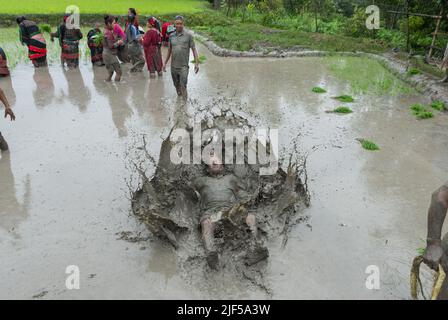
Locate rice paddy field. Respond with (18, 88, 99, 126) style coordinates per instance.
(0, 0, 204, 14)
(0, 27, 92, 68)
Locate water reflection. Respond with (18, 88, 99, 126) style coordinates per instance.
(0, 152, 30, 238)
(32, 67, 55, 109)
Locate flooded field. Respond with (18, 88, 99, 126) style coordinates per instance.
(0, 43, 447, 299)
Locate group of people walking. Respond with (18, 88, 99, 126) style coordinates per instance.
(0, 9, 200, 156)
(11, 9, 200, 98)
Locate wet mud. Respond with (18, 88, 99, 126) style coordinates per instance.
(131, 99, 310, 294)
(1, 43, 447, 299)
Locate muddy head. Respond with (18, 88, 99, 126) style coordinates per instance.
(206, 153, 224, 176)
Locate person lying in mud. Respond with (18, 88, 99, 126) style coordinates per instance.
(0, 87, 16, 151)
(423, 182, 448, 299)
(192, 154, 269, 270)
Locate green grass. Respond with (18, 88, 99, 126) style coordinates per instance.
(410, 103, 434, 119)
(312, 87, 327, 93)
(0, 0, 204, 14)
(332, 106, 353, 113)
(407, 67, 421, 76)
(358, 139, 380, 151)
(192, 11, 388, 54)
(326, 56, 413, 95)
(191, 54, 206, 64)
(430, 100, 446, 111)
(333, 95, 354, 103)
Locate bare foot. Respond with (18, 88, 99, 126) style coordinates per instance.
(244, 244, 269, 266)
(206, 251, 219, 270)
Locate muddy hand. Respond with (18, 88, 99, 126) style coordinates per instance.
(423, 243, 443, 271)
(4, 108, 15, 121)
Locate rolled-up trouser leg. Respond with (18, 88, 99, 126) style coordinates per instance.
(201, 218, 216, 254)
(106, 62, 121, 75)
(171, 66, 189, 96)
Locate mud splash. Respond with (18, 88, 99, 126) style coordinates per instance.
(130, 98, 310, 294)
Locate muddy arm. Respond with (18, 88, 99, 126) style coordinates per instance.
(0, 88, 11, 108)
(427, 184, 448, 243)
(231, 176, 250, 201)
(0, 88, 15, 121)
(163, 45, 172, 69)
(424, 183, 448, 270)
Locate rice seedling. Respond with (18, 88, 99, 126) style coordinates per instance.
(91, 33, 104, 47)
(407, 67, 421, 76)
(327, 106, 353, 114)
(430, 100, 446, 111)
(39, 24, 52, 34)
(357, 138, 380, 151)
(410, 103, 434, 119)
(333, 95, 354, 103)
(312, 86, 326, 93)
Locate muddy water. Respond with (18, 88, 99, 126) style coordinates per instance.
(0, 44, 447, 299)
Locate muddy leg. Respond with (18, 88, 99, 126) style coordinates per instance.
(201, 217, 219, 270)
(180, 86, 188, 100)
(244, 213, 269, 266)
(246, 213, 258, 238)
(114, 63, 122, 82)
(0, 132, 9, 151)
(439, 235, 448, 300)
(106, 70, 113, 82)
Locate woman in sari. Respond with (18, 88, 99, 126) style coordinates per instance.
(142, 17, 163, 78)
(125, 14, 145, 72)
(0, 47, 10, 77)
(51, 14, 83, 68)
(87, 23, 104, 66)
(103, 15, 123, 82)
(114, 17, 129, 63)
(127, 8, 140, 29)
(16, 16, 47, 67)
